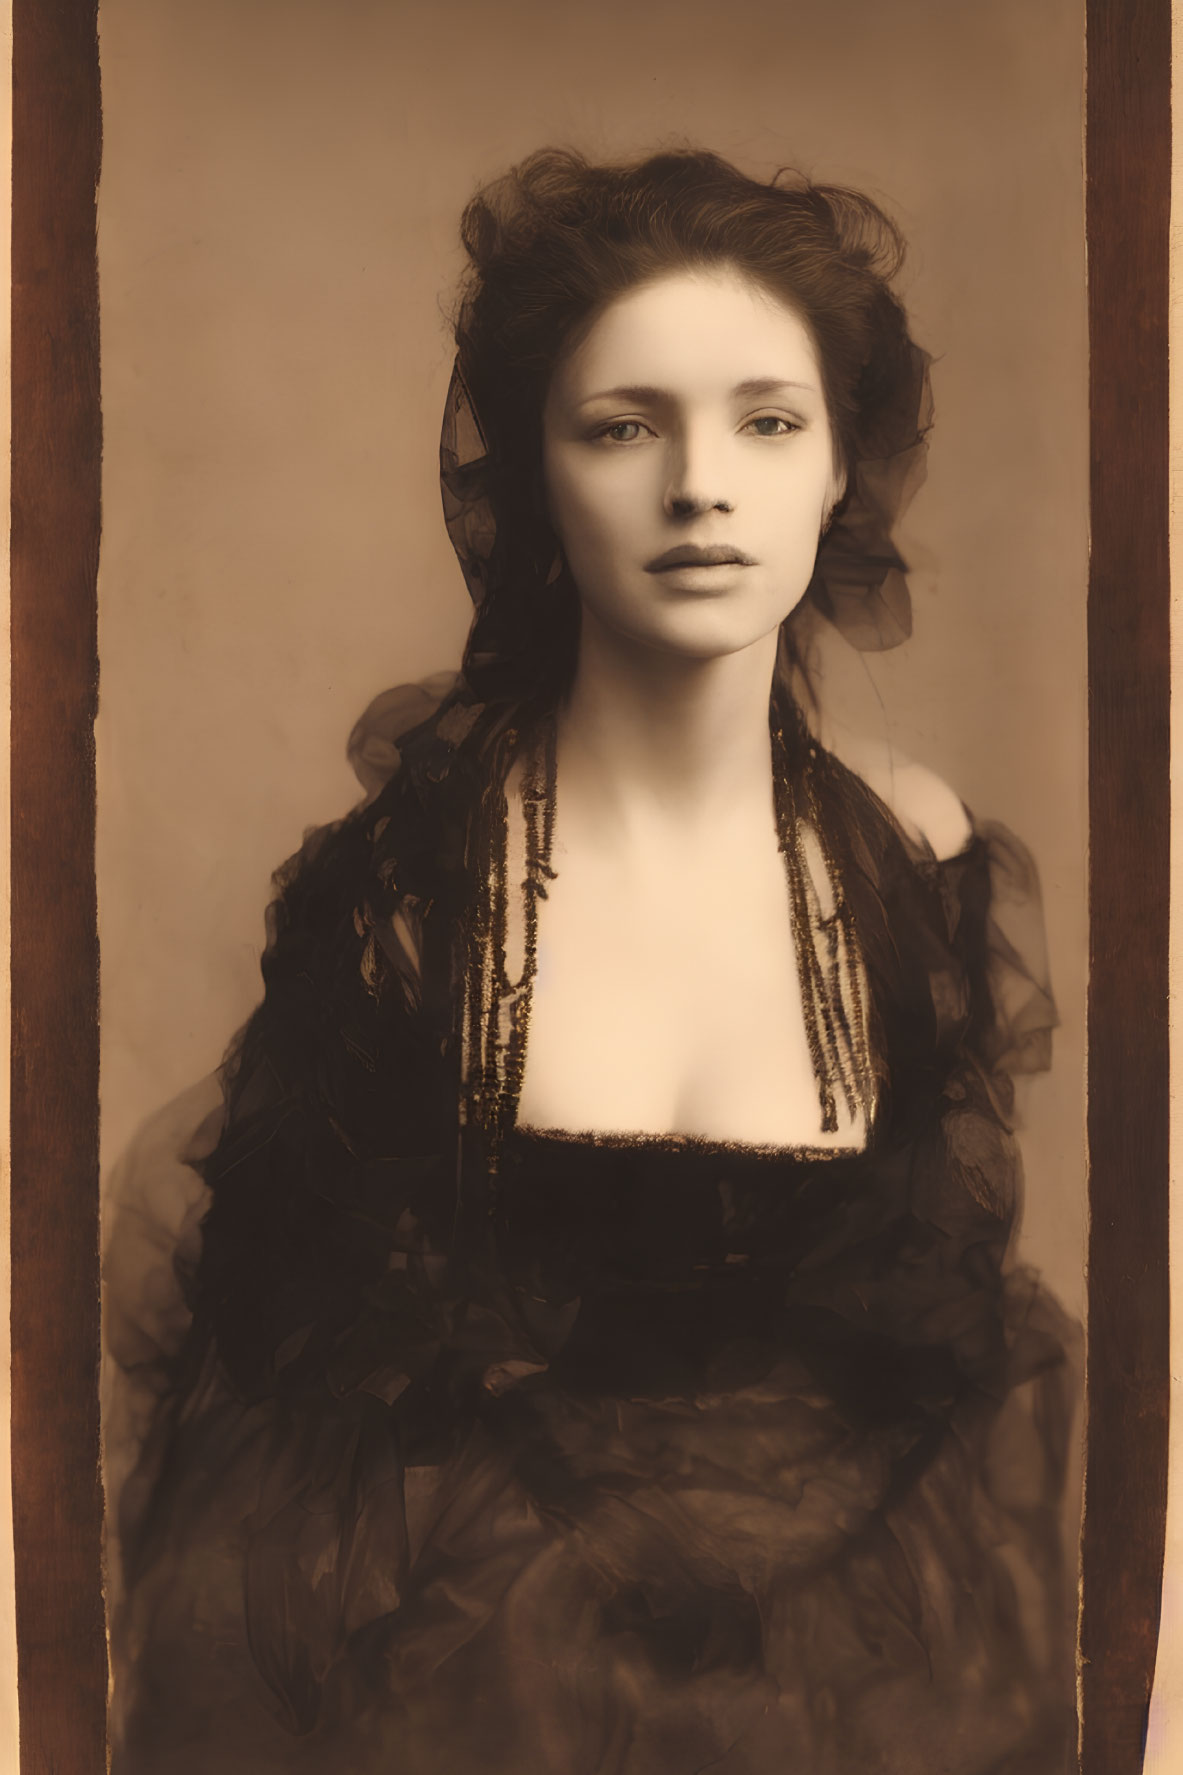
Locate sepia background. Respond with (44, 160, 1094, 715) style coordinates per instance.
(95, 0, 1088, 1313)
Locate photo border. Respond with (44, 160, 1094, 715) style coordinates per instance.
(10, 2, 105, 1772)
(7, 1, 1170, 1767)
(1080, 0, 1172, 1766)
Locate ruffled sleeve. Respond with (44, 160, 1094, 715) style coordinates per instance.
(102, 1075, 223, 1608)
(912, 815, 1058, 1168)
(345, 671, 461, 801)
(107, 756, 452, 1750)
(967, 818, 1057, 1080)
(901, 816, 1068, 1386)
(110, 692, 519, 1752)
(799, 794, 1069, 1414)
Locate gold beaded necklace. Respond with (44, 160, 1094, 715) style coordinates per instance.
(459, 716, 558, 1162)
(459, 699, 876, 1169)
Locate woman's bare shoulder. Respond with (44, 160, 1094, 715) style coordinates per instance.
(831, 732, 972, 862)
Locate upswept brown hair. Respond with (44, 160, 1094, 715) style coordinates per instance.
(448, 147, 929, 701)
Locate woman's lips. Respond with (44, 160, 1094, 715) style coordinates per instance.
(645, 544, 756, 572)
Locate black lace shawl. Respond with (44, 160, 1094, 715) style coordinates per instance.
(111, 680, 1073, 1769)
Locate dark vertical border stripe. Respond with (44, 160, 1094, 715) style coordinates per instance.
(1081, 0, 1172, 1769)
(10, 0, 106, 1771)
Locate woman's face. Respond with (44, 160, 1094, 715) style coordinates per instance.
(542, 266, 844, 662)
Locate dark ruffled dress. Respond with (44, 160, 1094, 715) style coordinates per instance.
(103, 688, 1080, 1774)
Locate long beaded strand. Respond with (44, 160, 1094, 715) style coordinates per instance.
(466, 700, 874, 1157)
(771, 697, 877, 1136)
(500, 718, 558, 1150)
(462, 717, 557, 1169)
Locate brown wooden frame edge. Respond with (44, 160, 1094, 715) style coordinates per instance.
(1079, 0, 1172, 1769)
(11, 0, 106, 1771)
(6, 0, 1173, 1769)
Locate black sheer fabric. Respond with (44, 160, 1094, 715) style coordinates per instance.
(105, 680, 1079, 1774)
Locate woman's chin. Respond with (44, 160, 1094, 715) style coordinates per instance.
(597, 605, 796, 666)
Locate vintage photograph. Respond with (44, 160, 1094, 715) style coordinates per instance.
(93, 2, 1090, 1768)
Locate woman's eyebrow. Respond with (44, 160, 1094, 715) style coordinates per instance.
(578, 376, 818, 408)
(732, 376, 817, 399)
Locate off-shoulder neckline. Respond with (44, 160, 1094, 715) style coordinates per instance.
(901, 807, 980, 871)
(827, 750, 981, 873)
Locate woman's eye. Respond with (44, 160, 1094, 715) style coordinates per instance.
(597, 421, 647, 444)
(746, 415, 799, 437)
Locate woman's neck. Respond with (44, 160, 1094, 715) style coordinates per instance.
(555, 610, 780, 844)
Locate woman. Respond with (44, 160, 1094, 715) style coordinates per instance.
(105, 148, 1079, 1773)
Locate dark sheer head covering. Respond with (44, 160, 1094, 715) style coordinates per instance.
(440, 351, 932, 667)
(439, 148, 935, 701)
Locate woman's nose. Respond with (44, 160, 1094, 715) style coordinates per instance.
(666, 490, 734, 517)
(662, 432, 734, 518)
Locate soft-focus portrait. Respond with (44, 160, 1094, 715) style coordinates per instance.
(97, 6, 1088, 1772)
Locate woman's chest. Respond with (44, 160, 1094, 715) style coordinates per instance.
(513, 832, 866, 1149)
